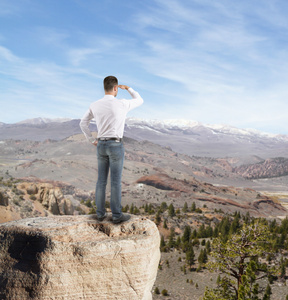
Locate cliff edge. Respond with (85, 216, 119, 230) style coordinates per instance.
(0, 215, 160, 300)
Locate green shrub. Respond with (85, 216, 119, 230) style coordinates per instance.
(85, 199, 92, 207)
(12, 199, 20, 206)
(88, 207, 96, 214)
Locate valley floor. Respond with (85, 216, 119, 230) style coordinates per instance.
(153, 251, 288, 300)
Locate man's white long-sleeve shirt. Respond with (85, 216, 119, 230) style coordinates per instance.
(80, 88, 143, 143)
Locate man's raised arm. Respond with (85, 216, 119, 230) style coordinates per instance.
(118, 85, 143, 111)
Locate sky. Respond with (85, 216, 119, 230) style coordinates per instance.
(0, 0, 288, 134)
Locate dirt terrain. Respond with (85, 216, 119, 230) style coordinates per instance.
(1, 136, 287, 220)
(1, 134, 288, 299)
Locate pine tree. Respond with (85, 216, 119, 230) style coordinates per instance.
(192, 229, 198, 239)
(213, 227, 219, 238)
(160, 235, 165, 247)
(168, 227, 175, 248)
(263, 284, 272, 300)
(175, 236, 181, 248)
(191, 202, 196, 212)
(133, 206, 140, 214)
(206, 225, 213, 238)
(160, 201, 168, 211)
(220, 217, 230, 239)
(186, 245, 195, 270)
(198, 248, 208, 265)
(198, 224, 206, 238)
(148, 203, 154, 214)
(229, 214, 241, 235)
(130, 203, 134, 214)
(182, 225, 191, 243)
(203, 248, 208, 263)
(183, 202, 188, 213)
(205, 240, 211, 254)
(122, 205, 127, 212)
(204, 222, 278, 300)
(168, 203, 175, 217)
(155, 210, 161, 225)
(163, 219, 168, 229)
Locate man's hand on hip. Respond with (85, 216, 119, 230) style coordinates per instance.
(118, 85, 130, 90)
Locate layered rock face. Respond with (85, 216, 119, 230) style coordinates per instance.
(38, 184, 74, 215)
(0, 215, 160, 300)
(24, 182, 74, 215)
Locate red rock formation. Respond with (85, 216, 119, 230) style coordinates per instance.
(136, 173, 197, 192)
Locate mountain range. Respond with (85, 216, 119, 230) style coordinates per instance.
(1, 117, 288, 158)
(1, 117, 288, 193)
(1, 118, 288, 300)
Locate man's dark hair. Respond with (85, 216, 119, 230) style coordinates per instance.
(104, 76, 118, 92)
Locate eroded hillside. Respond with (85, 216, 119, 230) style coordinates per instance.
(0, 136, 287, 221)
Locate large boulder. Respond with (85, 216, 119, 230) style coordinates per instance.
(0, 215, 160, 299)
(26, 184, 38, 195)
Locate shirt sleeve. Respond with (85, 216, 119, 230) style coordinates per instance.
(125, 88, 144, 111)
(79, 108, 96, 143)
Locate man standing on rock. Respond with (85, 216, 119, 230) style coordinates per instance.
(80, 76, 143, 224)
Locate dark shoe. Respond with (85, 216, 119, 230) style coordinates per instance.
(112, 214, 131, 224)
(97, 213, 107, 222)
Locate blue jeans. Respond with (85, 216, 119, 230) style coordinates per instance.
(95, 140, 124, 219)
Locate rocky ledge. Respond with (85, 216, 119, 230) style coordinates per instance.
(0, 215, 160, 300)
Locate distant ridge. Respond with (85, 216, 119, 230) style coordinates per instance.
(124, 118, 288, 158)
(16, 117, 72, 125)
(0, 118, 287, 158)
(0, 119, 86, 141)
(127, 118, 288, 139)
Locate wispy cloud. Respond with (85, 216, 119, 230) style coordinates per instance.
(0, 45, 21, 62)
(121, 0, 288, 132)
(0, 0, 288, 134)
(0, 45, 104, 122)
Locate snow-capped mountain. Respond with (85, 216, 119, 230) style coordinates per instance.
(16, 117, 72, 125)
(124, 118, 288, 158)
(126, 118, 285, 140)
(0, 117, 287, 158)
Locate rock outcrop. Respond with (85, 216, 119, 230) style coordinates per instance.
(0, 190, 9, 206)
(38, 185, 74, 215)
(19, 182, 75, 215)
(0, 215, 160, 300)
(136, 173, 195, 192)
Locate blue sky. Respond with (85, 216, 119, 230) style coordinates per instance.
(0, 0, 288, 134)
